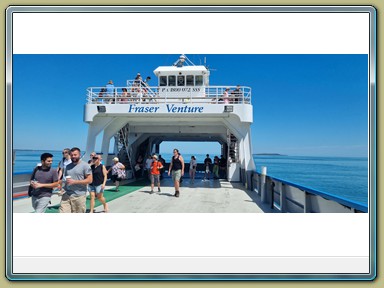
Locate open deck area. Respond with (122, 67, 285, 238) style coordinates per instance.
(13, 176, 275, 213)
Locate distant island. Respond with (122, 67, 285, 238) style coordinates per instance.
(254, 153, 287, 156)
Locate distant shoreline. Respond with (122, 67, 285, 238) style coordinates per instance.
(254, 153, 287, 156)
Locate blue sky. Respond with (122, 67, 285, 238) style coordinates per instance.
(13, 54, 368, 157)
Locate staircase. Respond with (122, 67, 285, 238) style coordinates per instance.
(114, 124, 135, 178)
(227, 131, 239, 163)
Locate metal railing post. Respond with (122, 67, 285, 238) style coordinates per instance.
(280, 182, 286, 213)
(261, 166, 267, 203)
(304, 191, 312, 213)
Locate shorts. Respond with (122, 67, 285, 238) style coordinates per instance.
(150, 174, 160, 184)
(171, 170, 182, 182)
(31, 196, 51, 213)
(59, 194, 87, 213)
(111, 175, 122, 182)
(88, 184, 104, 194)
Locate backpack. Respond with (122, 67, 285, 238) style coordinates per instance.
(28, 166, 39, 197)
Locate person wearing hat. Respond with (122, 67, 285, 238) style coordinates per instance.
(150, 154, 163, 194)
(133, 73, 143, 99)
(134, 73, 142, 86)
(107, 157, 125, 192)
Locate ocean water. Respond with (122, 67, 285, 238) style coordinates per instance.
(11, 150, 211, 173)
(12, 150, 368, 205)
(253, 155, 368, 205)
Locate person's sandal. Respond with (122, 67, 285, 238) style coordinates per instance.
(175, 191, 179, 197)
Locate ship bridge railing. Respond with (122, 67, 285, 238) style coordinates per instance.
(86, 84, 251, 105)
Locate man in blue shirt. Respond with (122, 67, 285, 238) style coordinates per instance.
(105, 80, 115, 103)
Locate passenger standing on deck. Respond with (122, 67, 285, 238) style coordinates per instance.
(145, 155, 153, 181)
(30, 153, 59, 213)
(88, 152, 96, 165)
(203, 154, 212, 181)
(134, 155, 144, 179)
(120, 88, 129, 103)
(150, 155, 163, 194)
(57, 148, 72, 196)
(134, 73, 142, 86)
(142, 76, 152, 101)
(189, 156, 197, 184)
(168, 149, 184, 197)
(158, 155, 166, 180)
(57, 148, 71, 178)
(89, 155, 108, 213)
(213, 156, 220, 179)
(107, 157, 126, 192)
(223, 87, 230, 104)
(232, 85, 242, 103)
(60, 147, 92, 213)
(106, 80, 115, 103)
(219, 155, 227, 179)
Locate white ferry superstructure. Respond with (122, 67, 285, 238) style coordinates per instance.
(84, 54, 254, 184)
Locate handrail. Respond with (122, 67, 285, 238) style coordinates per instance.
(251, 171, 367, 213)
(268, 174, 368, 212)
(86, 82, 251, 105)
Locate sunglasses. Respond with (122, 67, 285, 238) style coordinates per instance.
(62, 152, 68, 154)
(92, 157, 99, 160)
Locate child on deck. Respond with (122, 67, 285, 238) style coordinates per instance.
(150, 154, 164, 194)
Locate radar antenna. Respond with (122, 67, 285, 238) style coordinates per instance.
(173, 54, 195, 67)
(203, 56, 217, 72)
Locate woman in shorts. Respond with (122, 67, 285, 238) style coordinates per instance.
(168, 149, 184, 197)
(107, 157, 126, 192)
(89, 155, 108, 213)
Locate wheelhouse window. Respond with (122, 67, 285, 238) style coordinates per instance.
(177, 75, 185, 86)
(159, 76, 167, 86)
(168, 75, 176, 86)
(186, 75, 194, 86)
(195, 75, 203, 86)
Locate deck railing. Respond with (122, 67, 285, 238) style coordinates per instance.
(86, 84, 251, 104)
(250, 171, 368, 213)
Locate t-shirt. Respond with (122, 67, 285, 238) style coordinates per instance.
(59, 158, 72, 170)
(150, 160, 163, 175)
(31, 167, 59, 198)
(112, 162, 125, 178)
(106, 83, 114, 95)
(145, 158, 153, 170)
(64, 161, 92, 196)
(204, 157, 212, 167)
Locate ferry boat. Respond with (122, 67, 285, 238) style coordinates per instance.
(84, 54, 253, 184)
(12, 55, 367, 213)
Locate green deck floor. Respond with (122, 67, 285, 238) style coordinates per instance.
(45, 179, 147, 213)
